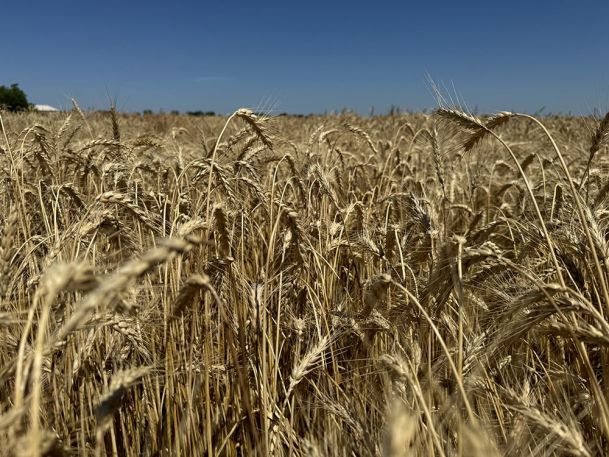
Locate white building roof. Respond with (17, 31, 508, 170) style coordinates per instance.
(34, 104, 59, 112)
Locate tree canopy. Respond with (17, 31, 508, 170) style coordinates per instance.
(0, 84, 30, 111)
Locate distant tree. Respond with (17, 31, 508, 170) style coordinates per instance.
(187, 110, 216, 117)
(0, 84, 30, 112)
(142, 109, 153, 115)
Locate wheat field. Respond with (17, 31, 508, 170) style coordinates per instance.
(0, 104, 608, 456)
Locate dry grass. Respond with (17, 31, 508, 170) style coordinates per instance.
(0, 106, 609, 456)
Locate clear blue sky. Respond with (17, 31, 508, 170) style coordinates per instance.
(4, 0, 609, 114)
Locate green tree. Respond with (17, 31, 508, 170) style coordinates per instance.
(0, 84, 30, 111)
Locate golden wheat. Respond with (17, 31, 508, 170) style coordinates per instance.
(0, 107, 607, 456)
